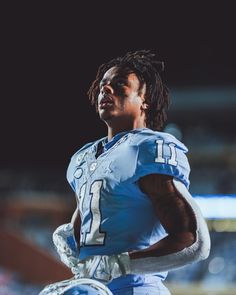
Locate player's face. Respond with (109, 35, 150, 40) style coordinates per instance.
(97, 66, 146, 123)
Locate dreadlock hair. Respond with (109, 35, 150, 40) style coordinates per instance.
(87, 50, 170, 131)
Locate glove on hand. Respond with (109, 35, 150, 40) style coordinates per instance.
(52, 223, 80, 268)
(72, 252, 131, 283)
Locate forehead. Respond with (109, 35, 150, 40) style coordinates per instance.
(102, 66, 139, 83)
(102, 66, 119, 79)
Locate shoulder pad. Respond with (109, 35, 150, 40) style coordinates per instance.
(66, 140, 96, 191)
(133, 130, 190, 188)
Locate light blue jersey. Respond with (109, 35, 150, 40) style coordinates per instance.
(66, 128, 190, 283)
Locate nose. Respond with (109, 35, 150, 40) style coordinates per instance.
(101, 84, 114, 95)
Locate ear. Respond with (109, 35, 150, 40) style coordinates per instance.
(141, 102, 149, 111)
(139, 84, 148, 110)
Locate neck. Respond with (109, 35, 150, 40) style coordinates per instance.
(106, 118, 146, 141)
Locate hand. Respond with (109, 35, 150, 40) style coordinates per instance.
(52, 223, 80, 268)
(72, 253, 131, 283)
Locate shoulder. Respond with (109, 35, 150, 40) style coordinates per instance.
(131, 128, 188, 156)
(66, 138, 103, 189)
(70, 141, 95, 163)
(69, 136, 105, 163)
(130, 128, 190, 188)
(132, 128, 187, 148)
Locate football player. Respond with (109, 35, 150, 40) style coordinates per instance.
(41, 50, 210, 295)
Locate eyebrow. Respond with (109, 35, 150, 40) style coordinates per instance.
(100, 73, 128, 86)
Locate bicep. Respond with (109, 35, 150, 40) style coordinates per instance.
(138, 174, 197, 236)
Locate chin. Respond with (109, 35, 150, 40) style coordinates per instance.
(99, 110, 113, 122)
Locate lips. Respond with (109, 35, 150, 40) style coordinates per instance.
(99, 95, 114, 108)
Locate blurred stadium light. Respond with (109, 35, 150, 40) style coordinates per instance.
(194, 194, 236, 220)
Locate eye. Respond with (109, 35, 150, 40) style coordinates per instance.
(115, 79, 126, 87)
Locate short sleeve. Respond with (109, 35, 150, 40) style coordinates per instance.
(135, 134, 190, 188)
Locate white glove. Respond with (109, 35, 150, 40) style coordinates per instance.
(72, 252, 131, 283)
(52, 223, 80, 268)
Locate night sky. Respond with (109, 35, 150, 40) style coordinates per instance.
(2, 2, 236, 171)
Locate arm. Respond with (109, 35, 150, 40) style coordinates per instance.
(130, 173, 196, 259)
(52, 198, 81, 269)
(71, 205, 81, 246)
(127, 174, 211, 273)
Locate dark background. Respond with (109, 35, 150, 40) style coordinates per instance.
(2, 1, 236, 175)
